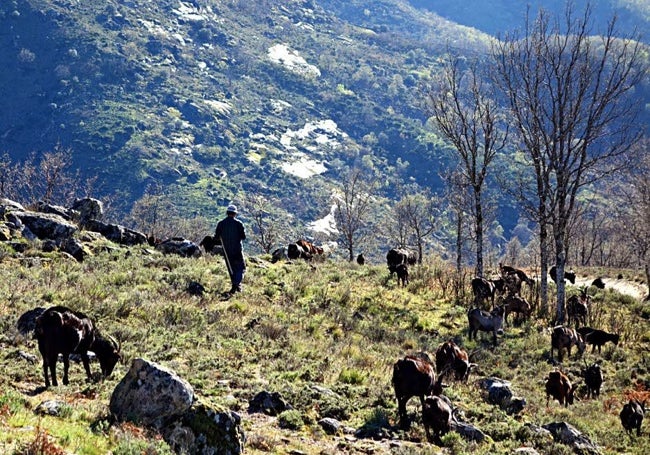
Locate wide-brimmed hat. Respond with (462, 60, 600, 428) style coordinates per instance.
(226, 204, 238, 213)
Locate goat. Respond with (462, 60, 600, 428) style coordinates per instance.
(550, 326, 585, 362)
(499, 263, 534, 295)
(549, 265, 576, 284)
(503, 294, 531, 325)
(591, 277, 606, 289)
(620, 399, 645, 436)
(471, 277, 505, 308)
(395, 263, 409, 287)
(392, 354, 445, 429)
(468, 306, 505, 346)
(582, 362, 603, 399)
(356, 253, 365, 265)
(567, 288, 590, 327)
(435, 340, 475, 382)
(545, 370, 578, 407)
(422, 395, 454, 445)
(577, 327, 620, 354)
(35, 306, 121, 387)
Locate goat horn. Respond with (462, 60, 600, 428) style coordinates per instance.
(108, 334, 121, 352)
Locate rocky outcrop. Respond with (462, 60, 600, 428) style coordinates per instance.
(110, 358, 244, 454)
(542, 422, 601, 455)
(84, 219, 148, 246)
(155, 237, 201, 257)
(8, 210, 77, 242)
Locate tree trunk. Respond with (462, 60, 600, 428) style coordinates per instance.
(539, 222, 549, 314)
(645, 263, 650, 302)
(475, 189, 484, 277)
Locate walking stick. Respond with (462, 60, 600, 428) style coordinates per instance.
(219, 236, 234, 281)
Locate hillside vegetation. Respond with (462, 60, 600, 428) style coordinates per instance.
(2, 0, 647, 237)
(1, 242, 649, 454)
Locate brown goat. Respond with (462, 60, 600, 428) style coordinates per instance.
(550, 326, 585, 362)
(545, 370, 578, 407)
(392, 355, 444, 429)
(35, 306, 121, 387)
(435, 341, 475, 382)
(503, 294, 531, 325)
(567, 289, 590, 327)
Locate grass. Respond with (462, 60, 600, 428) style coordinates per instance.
(0, 245, 649, 454)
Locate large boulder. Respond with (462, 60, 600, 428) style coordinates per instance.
(479, 377, 527, 415)
(542, 422, 601, 455)
(71, 197, 104, 227)
(8, 210, 77, 242)
(156, 238, 201, 258)
(85, 220, 148, 246)
(110, 358, 194, 428)
(110, 358, 244, 455)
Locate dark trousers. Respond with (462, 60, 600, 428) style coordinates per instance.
(228, 259, 246, 292)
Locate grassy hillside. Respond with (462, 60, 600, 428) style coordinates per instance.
(0, 243, 649, 454)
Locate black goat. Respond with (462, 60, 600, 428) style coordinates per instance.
(582, 362, 604, 399)
(549, 265, 576, 284)
(577, 327, 620, 353)
(620, 399, 645, 436)
(35, 306, 121, 387)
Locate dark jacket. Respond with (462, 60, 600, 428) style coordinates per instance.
(215, 216, 246, 262)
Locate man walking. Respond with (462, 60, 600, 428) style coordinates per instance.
(214, 204, 246, 296)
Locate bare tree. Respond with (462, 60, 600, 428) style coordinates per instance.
(614, 139, 650, 300)
(395, 187, 442, 264)
(334, 166, 378, 261)
(492, 2, 646, 320)
(426, 54, 508, 277)
(244, 194, 283, 254)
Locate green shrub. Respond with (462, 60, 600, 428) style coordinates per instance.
(278, 410, 304, 430)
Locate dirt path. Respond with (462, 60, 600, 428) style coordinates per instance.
(573, 276, 647, 301)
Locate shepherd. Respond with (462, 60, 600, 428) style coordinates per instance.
(214, 204, 246, 297)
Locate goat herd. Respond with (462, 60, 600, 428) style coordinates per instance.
(24, 247, 644, 448)
(387, 250, 645, 444)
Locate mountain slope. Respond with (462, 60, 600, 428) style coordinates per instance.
(0, 0, 647, 245)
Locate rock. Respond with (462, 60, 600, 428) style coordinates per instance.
(85, 220, 148, 246)
(60, 237, 91, 262)
(9, 211, 77, 242)
(34, 201, 72, 220)
(514, 448, 541, 455)
(156, 238, 202, 258)
(71, 197, 103, 227)
(479, 377, 527, 415)
(452, 421, 488, 442)
(163, 401, 245, 455)
(542, 422, 601, 455)
(0, 223, 11, 241)
(319, 417, 342, 435)
(110, 358, 194, 428)
(248, 391, 292, 416)
(0, 198, 25, 215)
(187, 281, 206, 296)
(35, 400, 66, 416)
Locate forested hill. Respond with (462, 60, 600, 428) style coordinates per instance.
(0, 0, 647, 249)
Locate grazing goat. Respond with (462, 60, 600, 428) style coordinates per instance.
(567, 288, 590, 327)
(545, 370, 578, 407)
(435, 340, 475, 382)
(395, 263, 409, 287)
(549, 265, 576, 284)
(578, 327, 620, 353)
(471, 277, 505, 308)
(356, 253, 365, 265)
(468, 306, 505, 346)
(591, 277, 606, 289)
(392, 355, 444, 429)
(35, 306, 121, 387)
(620, 400, 645, 436)
(386, 248, 417, 276)
(582, 362, 603, 399)
(550, 326, 585, 362)
(503, 294, 531, 325)
(499, 263, 534, 295)
(422, 395, 454, 445)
